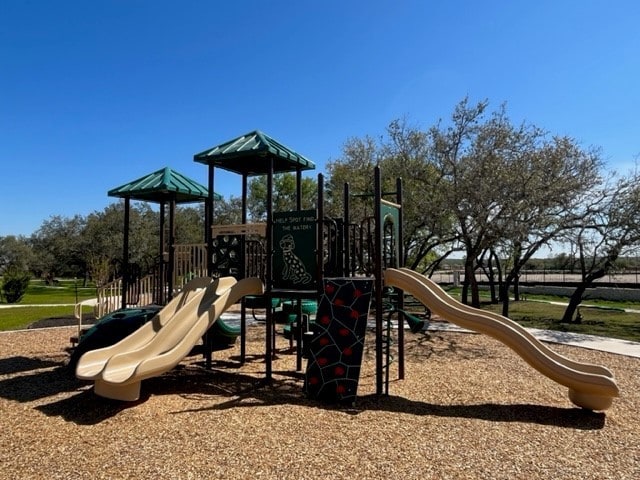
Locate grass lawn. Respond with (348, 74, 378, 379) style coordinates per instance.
(482, 300, 640, 342)
(0, 305, 80, 330)
(0, 279, 97, 331)
(441, 286, 640, 311)
(18, 279, 97, 304)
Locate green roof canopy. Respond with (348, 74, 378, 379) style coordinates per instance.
(193, 130, 315, 175)
(108, 167, 219, 203)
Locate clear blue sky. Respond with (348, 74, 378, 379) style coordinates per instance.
(1, 1, 638, 237)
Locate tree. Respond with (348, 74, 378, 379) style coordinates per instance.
(0, 235, 33, 274)
(381, 119, 459, 271)
(126, 202, 161, 272)
(78, 201, 160, 282)
(325, 135, 381, 275)
(247, 173, 318, 220)
(426, 97, 604, 312)
(325, 134, 379, 220)
(492, 138, 604, 316)
(80, 203, 126, 283)
(1, 266, 30, 303)
(326, 120, 458, 274)
(175, 204, 206, 244)
(560, 171, 640, 322)
(30, 214, 86, 281)
(427, 98, 506, 307)
(213, 196, 243, 225)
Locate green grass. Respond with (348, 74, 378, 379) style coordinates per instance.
(0, 279, 97, 331)
(481, 301, 640, 343)
(517, 293, 640, 311)
(3, 279, 96, 305)
(402, 286, 640, 343)
(442, 286, 640, 311)
(0, 305, 80, 330)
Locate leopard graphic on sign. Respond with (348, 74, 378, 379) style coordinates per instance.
(279, 234, 312, 285)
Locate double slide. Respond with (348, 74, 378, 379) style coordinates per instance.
(384, 268, 619, 410)
(76, 276, 263, 401)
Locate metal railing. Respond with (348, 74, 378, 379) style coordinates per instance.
(93, 274, 156, 318)
(428, 269, 639, 287)
(173, 244, 208, 291)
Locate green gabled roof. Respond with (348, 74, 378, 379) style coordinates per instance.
(193, 130, 315, 175)
(108, 167, 220, 203)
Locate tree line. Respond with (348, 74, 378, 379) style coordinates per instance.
(324, 98, 640, 321)
(1, 98, 639, 321)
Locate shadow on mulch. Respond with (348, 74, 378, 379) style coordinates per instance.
(36, 389, 134, 425)
(27, 315, 97, 329)
(354, 394, 607, 430)
(0, 355, 62, 375)
(0, 354, 113, 423)
(7, 332, 605, 430)
(0, 357, 80, 403)
(133, 364, 606, 431)
(23, 360, 608, 430)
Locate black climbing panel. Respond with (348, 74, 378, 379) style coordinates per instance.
(304, 277, 373, 405)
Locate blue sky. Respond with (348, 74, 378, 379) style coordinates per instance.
(1, 1, 639, 237)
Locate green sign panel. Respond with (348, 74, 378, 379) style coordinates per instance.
(273, 210, 317, 290)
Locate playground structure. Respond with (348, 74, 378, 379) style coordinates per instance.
(74, 130, 619, 410)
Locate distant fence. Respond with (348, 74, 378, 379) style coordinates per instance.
(429, 270, 640, 288)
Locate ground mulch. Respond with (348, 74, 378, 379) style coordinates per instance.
(0, 325, 638, 479)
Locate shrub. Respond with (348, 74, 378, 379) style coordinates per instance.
(1, 268, 30, 303)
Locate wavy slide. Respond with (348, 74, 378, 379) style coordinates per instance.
(76, 276, 264, 401)
(384, 268, 619, 410)
(76, 276, 217, 379)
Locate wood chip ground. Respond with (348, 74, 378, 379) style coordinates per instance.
(1, 326, 638, 479)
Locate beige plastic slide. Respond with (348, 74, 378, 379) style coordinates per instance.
(384, 268, 620, 411)
(76, 276, 217, 380)
(76, 276, 263, 401)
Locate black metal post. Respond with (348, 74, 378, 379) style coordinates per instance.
(158, 202, 166, 305)
(240, 174, 248, 364)
(265, 158, 274, 382)
(206, 165, 215, 276)
(343, 182, 350, 276)
(374, 167, 383, 395)
(121, 197, 130, 310)
(294, 168, 304, 370)
(317, 173, 324, 289)
(168, 200, 176, 301)
(296, 168, 302, 210)
(205, 164, 215, 369)
(396, 177, 405, 380)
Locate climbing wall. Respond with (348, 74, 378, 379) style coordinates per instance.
(304, 277, 373, 405)
(211, 234, 242, 278)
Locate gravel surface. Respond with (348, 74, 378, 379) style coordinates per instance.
(0, 325, 638, 479)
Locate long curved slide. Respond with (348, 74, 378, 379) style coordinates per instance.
(76, 277, 264, 401)
(384, 268, 619, 411)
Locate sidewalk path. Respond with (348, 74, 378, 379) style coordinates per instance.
(530, 298, 640, 314)
(426, 320, 640, 359)
(0, 304, 75, 309)
(526, 327, 640, 358)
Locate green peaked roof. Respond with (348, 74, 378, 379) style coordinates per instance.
(108, 167, 219, 203)
(193, 130, 315, 175)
